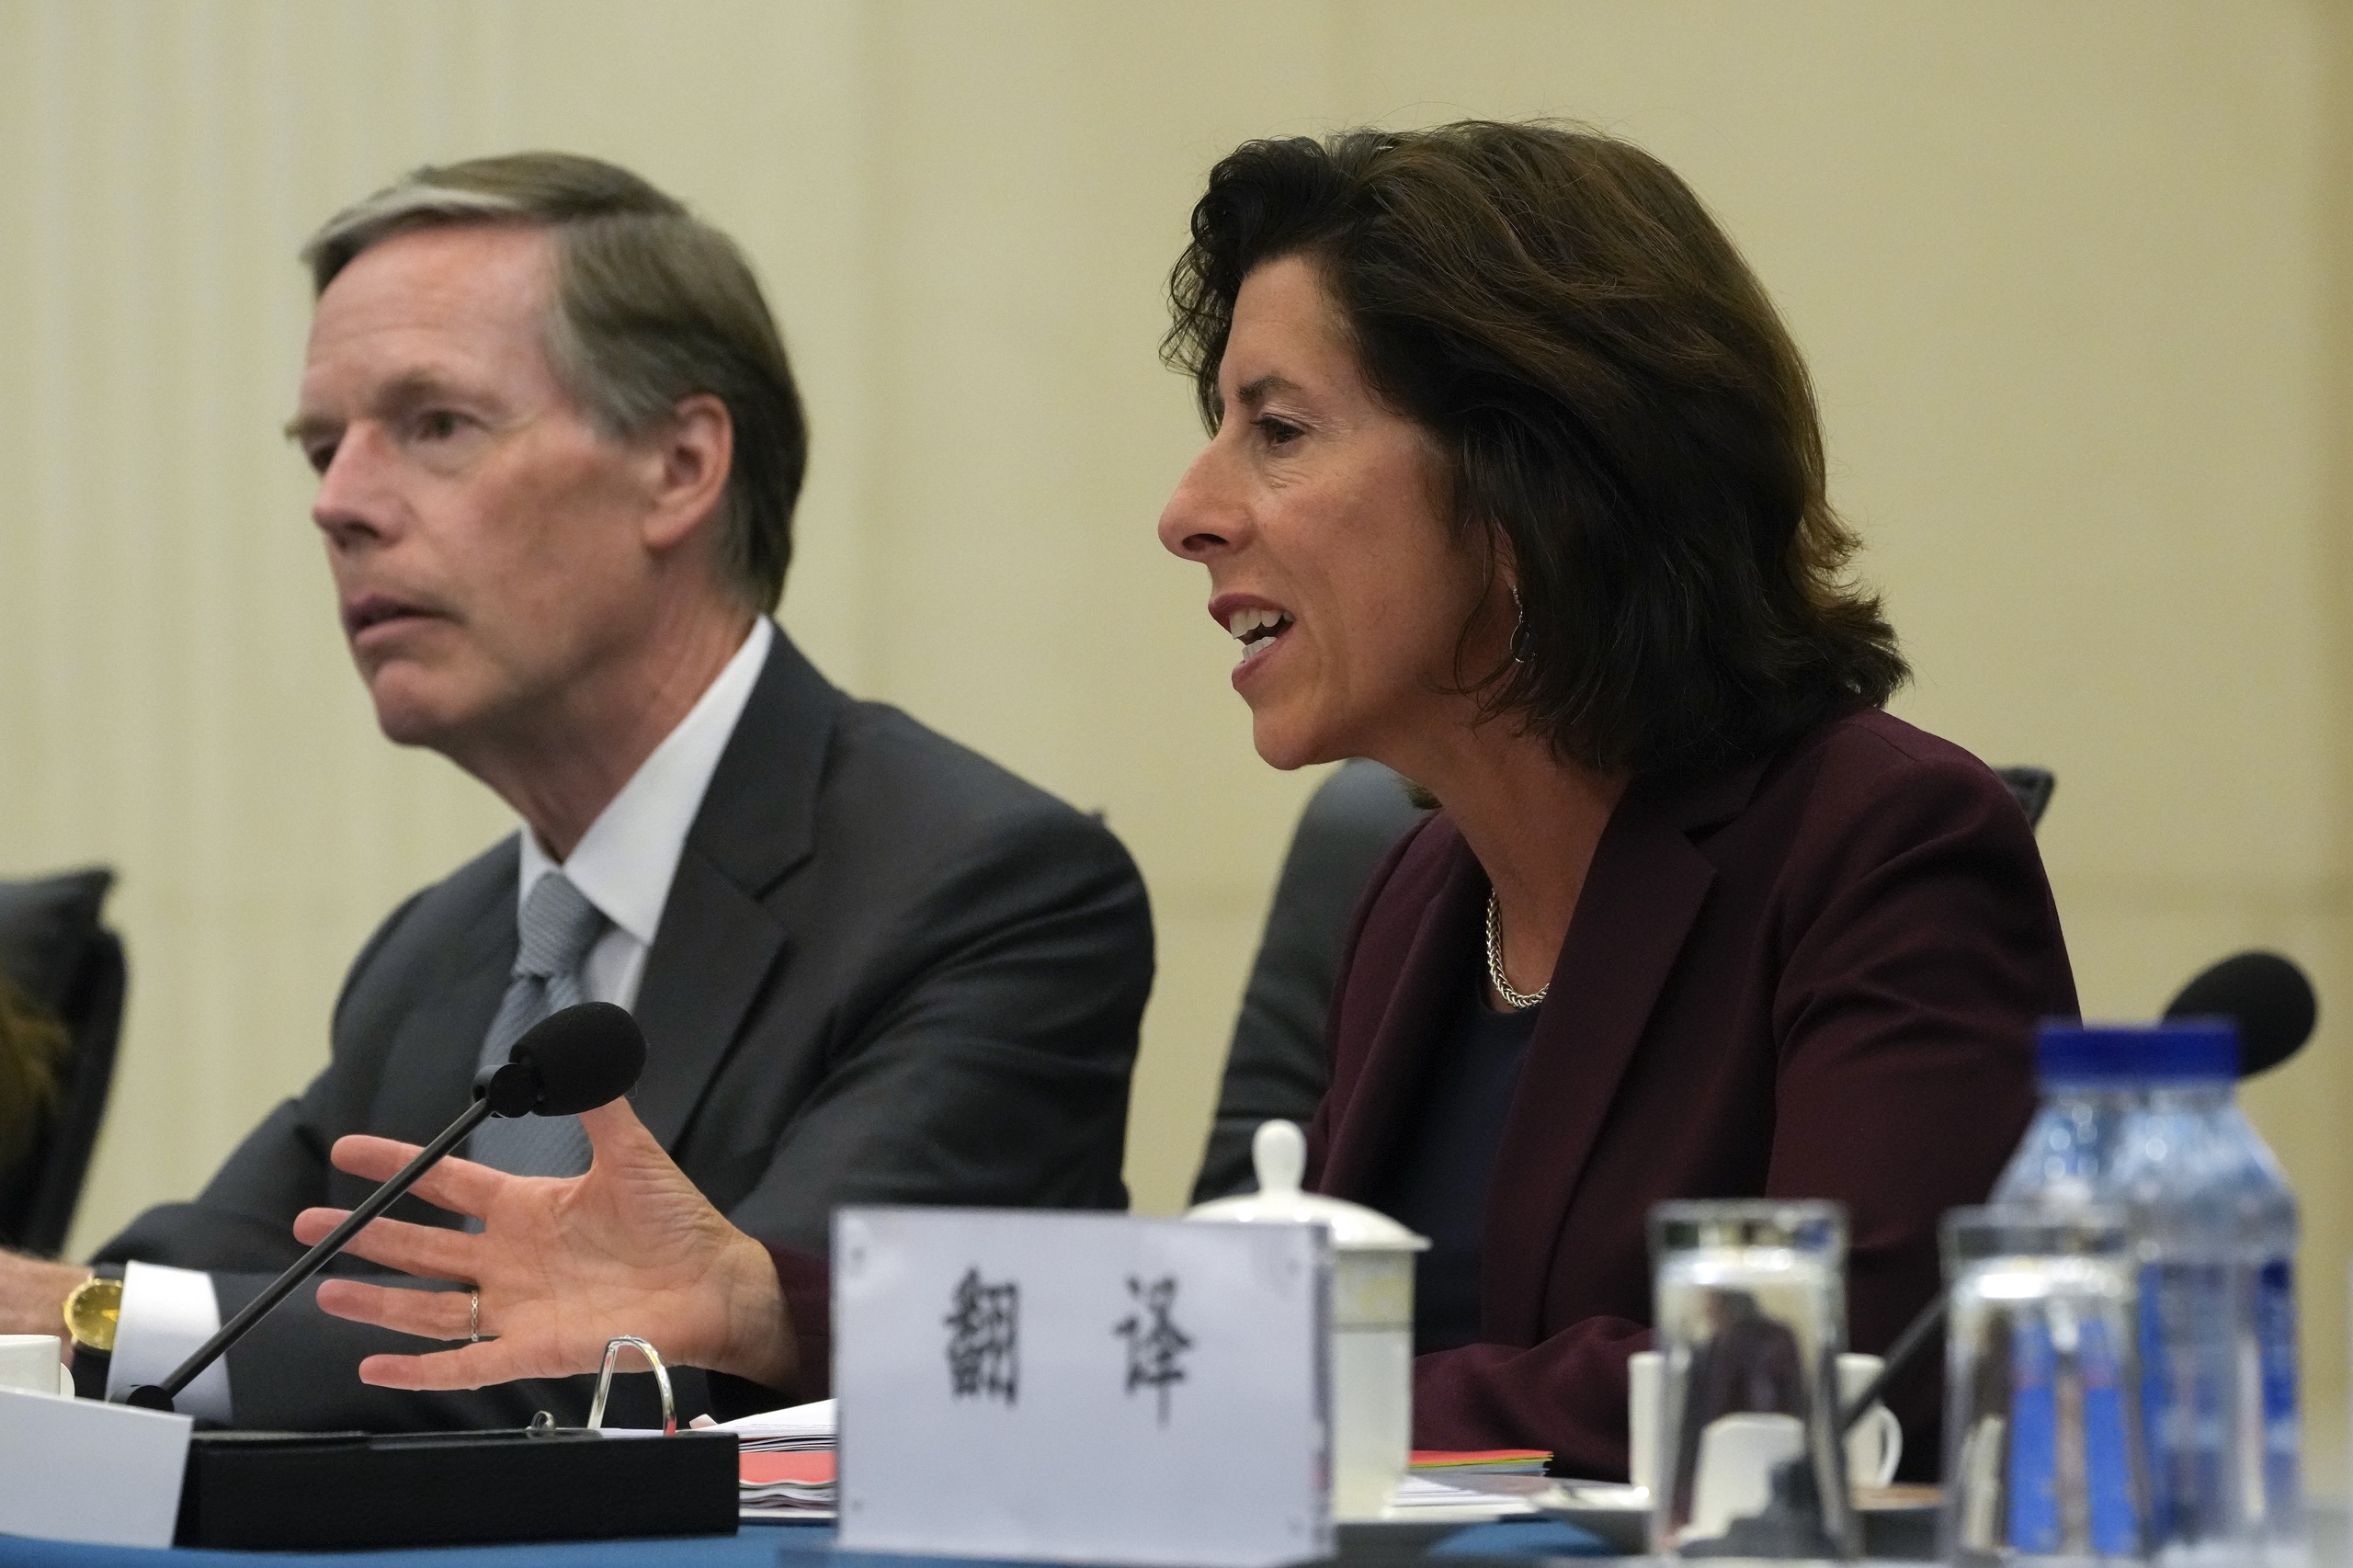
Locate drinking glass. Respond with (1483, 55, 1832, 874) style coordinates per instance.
(1941, 1206, 2146, 1565)
(1648, 1199, 1853, 1558)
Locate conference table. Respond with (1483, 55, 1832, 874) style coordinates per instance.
(5, 1506, 2349, 1567)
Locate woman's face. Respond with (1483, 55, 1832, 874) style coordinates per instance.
(1158, 255, 1499, 772)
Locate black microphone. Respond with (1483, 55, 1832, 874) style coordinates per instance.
(2162, 950, 2318, 1078)
(119, 1002, 645, 1413)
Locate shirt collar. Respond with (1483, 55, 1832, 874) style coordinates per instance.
(517, 618, 774, 944)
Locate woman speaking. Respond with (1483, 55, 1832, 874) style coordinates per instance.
(297, 122, 2073, 1479)
(1149, 123, 2073, 1473)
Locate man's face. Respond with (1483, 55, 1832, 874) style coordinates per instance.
(291, 224, 664, 758)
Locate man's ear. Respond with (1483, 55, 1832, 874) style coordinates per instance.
(641, 392, 733, 554)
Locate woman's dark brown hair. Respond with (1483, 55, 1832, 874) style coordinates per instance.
(1164, 121, 1906, 778)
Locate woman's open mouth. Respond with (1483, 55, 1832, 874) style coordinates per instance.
(1227, 607, 1294, 665)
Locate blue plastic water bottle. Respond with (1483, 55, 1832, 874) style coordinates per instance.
(2104, 1025, 2245, 1559)
(1993, 1020, 2301, 1562)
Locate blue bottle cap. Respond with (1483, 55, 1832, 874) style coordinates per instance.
(2035, 1018, 2238, 1083)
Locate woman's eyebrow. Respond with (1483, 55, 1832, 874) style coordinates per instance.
(1234, 372, 1303, 410)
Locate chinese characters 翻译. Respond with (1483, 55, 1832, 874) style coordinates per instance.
(944, 1267, 1020, 1405)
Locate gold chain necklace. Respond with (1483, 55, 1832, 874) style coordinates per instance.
(1483, 889, 1549, 1010)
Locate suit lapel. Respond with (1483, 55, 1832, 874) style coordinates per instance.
(1479, 757, 1770, 1341)
(627, 626, 843, 1150)
(1318, 828, 1484, 1201)
(358, 857, 517, 1213)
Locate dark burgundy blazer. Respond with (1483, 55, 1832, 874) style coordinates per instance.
(1307, 708, 2075, 1480)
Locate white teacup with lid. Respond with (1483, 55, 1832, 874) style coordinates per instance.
(1187, 1119, 1429, 1521)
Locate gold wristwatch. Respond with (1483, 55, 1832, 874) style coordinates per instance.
(63, 1272, 122, 1355)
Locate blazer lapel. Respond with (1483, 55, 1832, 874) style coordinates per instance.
(1479, 758, 1768, 1342)
(627, 626, 843, 1150)
(374, 868, 516, 1142)
(1318, 829, 1485, 1201)
(358, 855, 517, 1215)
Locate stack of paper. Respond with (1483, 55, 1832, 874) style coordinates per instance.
(739, 1450, 835, 1517)
(721, 1399, 836, 1519)
(722, 1398, 835, 1452)
(1410, 1448, 1552, 1475)
(1384, 1475, 1542, 1521)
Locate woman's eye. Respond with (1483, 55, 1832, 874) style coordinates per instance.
(1256, 416, 1303, 448)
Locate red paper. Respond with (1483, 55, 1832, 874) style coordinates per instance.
(1409, 1449, 1551, 1469)
(740, 1451, 837, 1486)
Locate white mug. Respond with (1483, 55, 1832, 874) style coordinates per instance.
(1628, 1348, 1901, 1494)
(1833, 1354, 1904, 1489)
(0, 1334, 75, 1398)
(1688, 1411, 1806, 1538)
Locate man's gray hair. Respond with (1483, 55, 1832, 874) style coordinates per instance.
(304, 153, 806, 612)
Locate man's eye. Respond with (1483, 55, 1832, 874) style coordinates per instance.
(419, 410, 462, 440)
(304, 440, 338, 476)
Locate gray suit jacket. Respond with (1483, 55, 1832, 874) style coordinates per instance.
(98, 627, 1154, 1430)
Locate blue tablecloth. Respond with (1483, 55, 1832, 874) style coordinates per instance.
(0, 1524, 815, 1567)
(0, 1517, 1618, 1567)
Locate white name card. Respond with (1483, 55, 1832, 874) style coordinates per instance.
(835, 1208, 1333, 1568)
(0, 1386, 192, 1547)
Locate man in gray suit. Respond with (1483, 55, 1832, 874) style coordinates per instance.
(0, 153, 1152, 1429)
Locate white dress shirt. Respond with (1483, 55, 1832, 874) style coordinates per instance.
(513, 617, 773, 1012)
(108, 619, 774, 1420)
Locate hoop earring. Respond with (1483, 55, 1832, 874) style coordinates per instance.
(1509, 585, 1531, 667)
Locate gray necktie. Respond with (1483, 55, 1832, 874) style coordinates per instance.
(468, 870, 608, 1178)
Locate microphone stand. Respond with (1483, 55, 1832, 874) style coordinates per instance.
(1838, 1288, 1945, 1434)
(121, 1062, 535, 1412)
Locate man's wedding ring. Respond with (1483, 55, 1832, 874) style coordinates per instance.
(469, 1289, 482, 1344)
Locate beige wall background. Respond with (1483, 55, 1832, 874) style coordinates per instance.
(3, 0, 2348, 1485)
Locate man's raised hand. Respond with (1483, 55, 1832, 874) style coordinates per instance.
(294, 1096, 795, 1394)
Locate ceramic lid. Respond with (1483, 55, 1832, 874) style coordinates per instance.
(1185, 1120, 1429, 1252)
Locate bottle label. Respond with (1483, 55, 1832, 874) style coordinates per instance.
(2004, 1304, 2140, 1555)
(2138, 1260, 2235, 1546)
(2079, 1312, 2140, 1557)
(2006, 1313, 2061, 1552)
